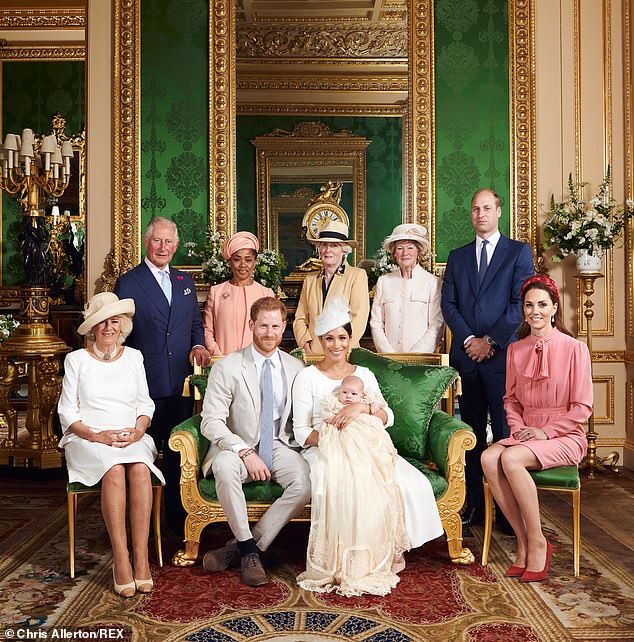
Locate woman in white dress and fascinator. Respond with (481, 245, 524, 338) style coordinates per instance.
(292, 299, 443, 597)
(370, 224, 444, 353)
(58, 293, 165, 598)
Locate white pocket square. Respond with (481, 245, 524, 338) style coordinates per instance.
(183, 287, 192, 295)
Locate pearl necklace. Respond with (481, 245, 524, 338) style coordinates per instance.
(92, 344, 117, 361)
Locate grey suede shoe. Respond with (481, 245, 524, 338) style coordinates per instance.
(240, 552, 268, 586)
(202, 542, 240, 573)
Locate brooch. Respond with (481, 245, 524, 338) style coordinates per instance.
(222, 291, 231, 299)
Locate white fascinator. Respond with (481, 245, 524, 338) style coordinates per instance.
(314, 298, 352, 337)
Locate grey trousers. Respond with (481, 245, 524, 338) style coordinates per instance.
(211, 440, 311, 551)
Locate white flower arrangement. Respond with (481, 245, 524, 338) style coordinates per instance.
(186, 228, 287, 291)
(543, 168, 634, 262)
(0, 314, 19, 342)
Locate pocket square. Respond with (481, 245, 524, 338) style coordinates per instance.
(183, 287, 192, 295)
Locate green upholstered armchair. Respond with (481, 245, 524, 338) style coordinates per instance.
(169, 349, 476, 567)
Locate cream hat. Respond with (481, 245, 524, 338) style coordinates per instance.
(383, 223, 431, 253)
(308, 220, 358, 248)
(314, 298, 351, 337)
(77, 292, 135, 335)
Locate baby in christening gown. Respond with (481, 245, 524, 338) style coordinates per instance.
(297, 375, 409, 597)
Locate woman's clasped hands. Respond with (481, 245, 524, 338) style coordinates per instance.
(92, 428, 144, 447)
(514, 427, 548, 442)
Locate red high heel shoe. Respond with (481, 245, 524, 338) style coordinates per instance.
(506, 564, 526, 577)
(520, 539, 553, 582)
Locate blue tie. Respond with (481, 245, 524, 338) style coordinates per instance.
(258, 358, 274, 470)
(478, 240, 489, 285)
(160, 270, 172, 304)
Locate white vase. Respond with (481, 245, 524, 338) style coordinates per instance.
(575, 248, 603, 274)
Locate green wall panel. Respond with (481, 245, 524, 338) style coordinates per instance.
(1, 60, 85, 286)
(236, 115, 402, 261)
(434, 0, 510, 263)
(140, 0, 208, 266)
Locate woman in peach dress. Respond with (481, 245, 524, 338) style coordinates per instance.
(203, 231, 274, 356)
(481, 275, 592, 582)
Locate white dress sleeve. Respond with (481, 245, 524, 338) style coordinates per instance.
(292, 367, 319, 447)
(132, 349, 155, 420)
(57, 351, 83, 432)
(356, 367, 394, 427)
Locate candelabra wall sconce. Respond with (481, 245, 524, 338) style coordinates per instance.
(575, 272, 620, 479)
(0, 115, 75, 469)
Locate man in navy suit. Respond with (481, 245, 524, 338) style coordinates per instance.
(114, 217, 210, 530)
(441, 189, 534, 530)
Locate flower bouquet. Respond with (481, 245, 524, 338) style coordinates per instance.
(186, 227, 287, 293)
(543, 168, 634, 263)
(0, 314, 19, 342)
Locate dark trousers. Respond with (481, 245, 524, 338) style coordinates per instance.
(458, 366, 509, 513)
(148, 394, 193, 529)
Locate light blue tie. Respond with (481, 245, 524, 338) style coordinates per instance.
(258, 358, 274, 470)
(160, 270, 172, 304)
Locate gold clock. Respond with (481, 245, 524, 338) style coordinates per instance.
(302, 202, 349, 240)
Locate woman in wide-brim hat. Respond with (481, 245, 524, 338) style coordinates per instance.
(58, 292, 165, 598)
(293, 220, 369, 354)
(370, 224, 444, 353)
(203, 231, 275, 356)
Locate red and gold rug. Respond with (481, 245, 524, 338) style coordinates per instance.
(1, 480, 633, 641)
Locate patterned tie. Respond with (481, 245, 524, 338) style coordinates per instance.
(160, 270, 172, 304)
(478, 239, 489, 285)
(258, 358, 274, 470)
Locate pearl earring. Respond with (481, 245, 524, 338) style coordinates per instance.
(551, 315, 555, 325)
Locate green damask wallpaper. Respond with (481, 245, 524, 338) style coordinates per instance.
(434, 0, 510, 262)
(140, 0, 208, 266)
(237, 115, 402, 261)
(1, 60, 85, 286)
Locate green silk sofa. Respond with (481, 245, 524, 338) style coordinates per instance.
(169, 349, 476, 567)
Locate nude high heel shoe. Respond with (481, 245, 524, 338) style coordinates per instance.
(113, 566, 136, 598)
(134, 576, 154, 594)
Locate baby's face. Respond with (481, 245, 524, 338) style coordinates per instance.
(338, 382, 364, 405)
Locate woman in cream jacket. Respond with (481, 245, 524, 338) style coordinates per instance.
(370, 224, 444, 353)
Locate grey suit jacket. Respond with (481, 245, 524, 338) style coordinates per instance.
(200, 345, 305, 477)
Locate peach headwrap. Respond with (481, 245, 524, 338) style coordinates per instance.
(221, 231, 259, 260)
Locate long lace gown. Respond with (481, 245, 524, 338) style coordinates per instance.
(292, 365, 444, 596)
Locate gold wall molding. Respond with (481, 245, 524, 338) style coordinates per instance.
(104, 0, 141, 291)
(603, 0, 613, 175)
(593, 351, 626, 362)
(408, 0, 433, 234)
(236, 24, 406, 59)
(238, 75, 407, 92)
(592, 375, 615, 424)
(0, 10, 85, 30)
(626, 0, 634, 338)
(574, 0, 582, 183)
(237, 103, 406, 117)
(509, 0, 537, 246)
(208, 0, 236, 240)
(0, 43, 85, 61)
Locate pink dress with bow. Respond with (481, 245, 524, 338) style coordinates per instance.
(498, 328, 593, 469)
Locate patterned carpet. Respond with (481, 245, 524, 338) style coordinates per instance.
(1, 477, 634, 642)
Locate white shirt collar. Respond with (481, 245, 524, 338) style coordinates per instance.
(145, 256, 170, 276)
(476, 229, 501, 249)
(250, 344, 281, 369)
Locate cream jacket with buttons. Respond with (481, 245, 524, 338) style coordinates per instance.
(370, 265, 444, 353)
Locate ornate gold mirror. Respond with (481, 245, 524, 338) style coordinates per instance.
(253, 122, 370, 271)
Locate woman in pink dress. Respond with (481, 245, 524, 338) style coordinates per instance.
(481, 275, 592, 582)
(203, 231, 274, 356)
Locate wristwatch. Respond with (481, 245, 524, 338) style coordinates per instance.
(484, 335, 497, 348)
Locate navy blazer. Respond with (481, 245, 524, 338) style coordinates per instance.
(114, 262, 205, 399)
(441, 235, 534, 375)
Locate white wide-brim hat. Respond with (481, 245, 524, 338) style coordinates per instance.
(308, 220, 358, 248)
(383, 223, 431, 253)
(314, 298, 352, 337)
(77, 292, 135, 335)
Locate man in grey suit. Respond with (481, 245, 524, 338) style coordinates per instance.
(200, 297, 310, 586)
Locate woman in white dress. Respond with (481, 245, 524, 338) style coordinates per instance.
(58, 293, 165, 598)
(293, 299, 443, 596)
(370, 224, 444, 353)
